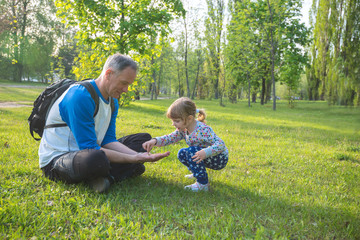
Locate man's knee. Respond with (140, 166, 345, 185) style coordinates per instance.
(73, 149, 110, 179)
(52, 149, 110, 183)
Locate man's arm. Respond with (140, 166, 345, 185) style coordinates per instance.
(101, 141, 170, 164)
(102, 141, 137, 155)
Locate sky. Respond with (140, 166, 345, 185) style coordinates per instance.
(301, 0, 313, 27)
(170, 0, 314, 44)
(183, 0, 313, 27)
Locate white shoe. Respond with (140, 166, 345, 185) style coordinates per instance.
(185, 174, 195, 179)
(184, 182, 209, 192)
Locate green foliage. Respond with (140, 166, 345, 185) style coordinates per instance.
(204, 0, 224, 100)
(55, 0, 185, 106)
(1, 96, 360, 238)
(0, 0, 60, 83)
(226, 0, 310, 106)
(308, 0, 360, 106)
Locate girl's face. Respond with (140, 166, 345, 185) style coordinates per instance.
(171, 115, 195, 131)
(171, 118, 187, 131)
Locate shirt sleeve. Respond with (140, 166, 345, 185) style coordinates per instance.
(59, 85, 100, 150)
(155, 129, 186, 146)
(202, 126, 226, 157)
(101, 98, 119, 146)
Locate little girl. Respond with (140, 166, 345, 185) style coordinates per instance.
(142, 97, 229, 192)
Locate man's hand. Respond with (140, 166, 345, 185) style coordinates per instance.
(192, 149, 207, 164)
(142, 138, 157, 153)
(137, 151, 170, 163)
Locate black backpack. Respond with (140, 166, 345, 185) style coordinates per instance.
(28, 78, 114, 141)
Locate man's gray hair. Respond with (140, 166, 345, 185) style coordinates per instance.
(101, 53, 137, 76)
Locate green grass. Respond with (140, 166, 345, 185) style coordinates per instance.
(0, 80, 45, 103)
(0, 79, 48, 87)
(1, 88, 360, 239)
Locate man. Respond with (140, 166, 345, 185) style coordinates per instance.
(39, 54, 169, 192)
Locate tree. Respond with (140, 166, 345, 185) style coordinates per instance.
(205, 0, 225, 100)
(56, 0, 184, 105)
(308, 0, 360, 106)
(226, 0, 309, 109)
(0, 0, 60, 82)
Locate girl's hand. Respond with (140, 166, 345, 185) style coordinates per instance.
(142, 138, 157, 153)
(192, 149, 206, 164)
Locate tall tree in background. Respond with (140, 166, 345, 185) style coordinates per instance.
(0, 0, 59, 82)
(226, 0, 260, 107)
(308, 0, 360, 106)
(226, 0, 308, 109)
(205, 0, 224, 100)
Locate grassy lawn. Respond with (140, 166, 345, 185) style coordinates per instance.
(0, 80, 46, 104)
(0, 89, 359, 239)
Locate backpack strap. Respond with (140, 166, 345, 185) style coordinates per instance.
(44, 80, 115, 130)
(81, 80, 115, 115)
(80, 80, 115, 115)
(44, 80, 99, 130)
(79, 80, 99, 117)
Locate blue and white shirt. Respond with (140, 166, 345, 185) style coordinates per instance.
(38, 80, 119, 168)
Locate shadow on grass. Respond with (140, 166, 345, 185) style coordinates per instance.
(74, 174, 360, 239)
(212, 115, 359, 147)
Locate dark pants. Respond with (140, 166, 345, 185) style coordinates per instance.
(42, 133, 151, 184)
(177, 146, 228, 184)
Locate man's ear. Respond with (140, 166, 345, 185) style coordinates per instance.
(104, 69, 113, 80)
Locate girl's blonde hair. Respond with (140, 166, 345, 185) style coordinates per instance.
(166, 97, 206, 123)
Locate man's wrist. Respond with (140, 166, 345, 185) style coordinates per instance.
(135, 152, 145, 163)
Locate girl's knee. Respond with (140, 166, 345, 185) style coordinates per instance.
(177, 146, 201, 156)
(177, 148, 189, 161)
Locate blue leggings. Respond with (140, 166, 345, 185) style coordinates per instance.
(177, 146, 228, 184)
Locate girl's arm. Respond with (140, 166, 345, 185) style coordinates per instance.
(142, 129, 185, 153)
(155, 129, 185, 147)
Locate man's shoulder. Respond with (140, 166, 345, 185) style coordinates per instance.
(69, 82, 93, 96)
(59, 84, 96, 114)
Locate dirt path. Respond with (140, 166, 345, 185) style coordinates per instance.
(0, 102, 32, 108)
(0, 84, 46, 88)
(0, 84, 169, 108)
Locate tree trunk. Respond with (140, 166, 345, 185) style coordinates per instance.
(19, 0, 29, 82)
(184, 18, 190, 98)
(11, 4, 20, 82)
(157, 56, 163, 97)
(252, 92, 257, 103)
(191, 63, 200, 99)
(267, 0, 276, 110)
(247, 71, 251, 107)
(261, 76, 266, 105)
(150, 55, 157, 100)
(177, 61, 181, 97)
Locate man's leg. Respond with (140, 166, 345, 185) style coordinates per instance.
(45, 149, 111, 184)
(110, 133, 151, 182)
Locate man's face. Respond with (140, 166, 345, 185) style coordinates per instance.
(107, 67, 136, 99)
